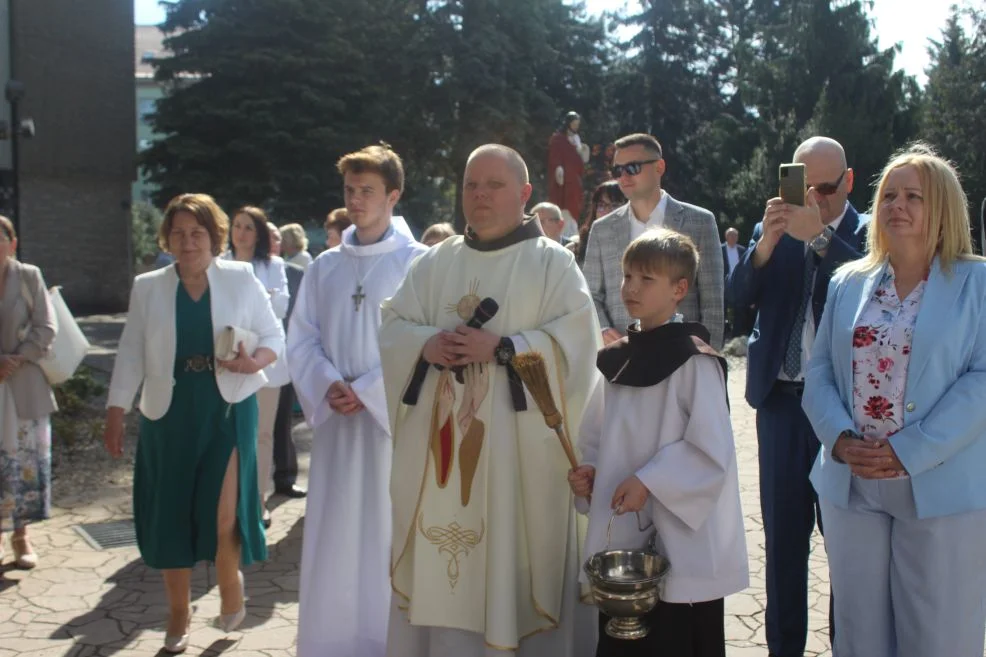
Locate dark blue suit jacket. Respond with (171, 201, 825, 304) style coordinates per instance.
(728, 204, 868, 409)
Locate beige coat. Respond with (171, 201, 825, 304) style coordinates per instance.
(0, 260, 57, 420)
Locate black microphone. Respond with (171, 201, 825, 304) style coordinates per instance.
(452, 298, 499, 380)
(465, 297, 499, 330)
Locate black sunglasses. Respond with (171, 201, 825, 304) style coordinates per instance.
(611, 159, 660, 179)
(811, 170, 846, 196)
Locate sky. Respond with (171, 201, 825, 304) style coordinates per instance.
(135, 0, 959, 85)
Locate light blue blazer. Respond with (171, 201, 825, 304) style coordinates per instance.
(802, 256, 986, 519)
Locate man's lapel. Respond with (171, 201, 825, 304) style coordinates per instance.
(614, 204, 632, 253)
(664, 194, 686, 232)
(835, 204, 862, 247)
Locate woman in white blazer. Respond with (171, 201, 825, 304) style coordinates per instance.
(802, 146, 986, 657)
(103, 194, 284, 653)
(227, 206, 290, 525)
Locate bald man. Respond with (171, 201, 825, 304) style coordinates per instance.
(531, 201, 570, 244)
(729, 136, 869, 657)
(380, 144, 601, 657)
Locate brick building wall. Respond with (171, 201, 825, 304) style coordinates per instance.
(9, 0, 136, 313)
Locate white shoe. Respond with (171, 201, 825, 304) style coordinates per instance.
(215, 571, 246, 633)
(11, 536, 37, 570)
(163, 631, 189, 654)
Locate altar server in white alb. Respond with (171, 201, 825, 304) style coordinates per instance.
(380, 144, 601, 657)
(287, 144, 427, 657)
(570, 228, 748, 657)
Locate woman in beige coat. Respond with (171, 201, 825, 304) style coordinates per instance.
(0, 214, 56, 571)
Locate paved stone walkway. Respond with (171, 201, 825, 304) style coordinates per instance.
(0, 332, 837, 655)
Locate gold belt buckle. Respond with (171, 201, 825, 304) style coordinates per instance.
(185, 355, 212, 373)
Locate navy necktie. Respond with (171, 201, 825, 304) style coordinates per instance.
(783, 250, 818, 379)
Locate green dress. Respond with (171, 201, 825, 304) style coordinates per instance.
(133, 285, 267, 569)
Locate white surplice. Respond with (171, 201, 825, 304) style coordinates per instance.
(378, 226, 602, 657)
(288, 220, 427, 657)
(577, 354, 749, 604)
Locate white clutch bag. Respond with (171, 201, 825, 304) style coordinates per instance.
(215, 326, 259, 361)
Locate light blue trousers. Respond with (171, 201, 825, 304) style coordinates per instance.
(820, 477, 986, 657)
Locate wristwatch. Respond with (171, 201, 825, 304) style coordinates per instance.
(494, 337, 516, 366)
(807, 225, 835, 253)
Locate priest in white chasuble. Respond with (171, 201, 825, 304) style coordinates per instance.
(288, 144, 427, 657)
(380, 144, 602, 657)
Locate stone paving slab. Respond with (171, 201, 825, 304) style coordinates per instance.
(1, 356, 838, 656)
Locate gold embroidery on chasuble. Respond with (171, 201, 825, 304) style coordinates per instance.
(447, 278, 481, 320)
(429, 370, 456, 488)
(418, 514, 486, 591)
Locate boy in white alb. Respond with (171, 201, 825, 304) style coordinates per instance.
(570, 228, 748, 657)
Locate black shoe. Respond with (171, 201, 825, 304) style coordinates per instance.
(274, 484, 307, 499)
(262, 510, 272, 529)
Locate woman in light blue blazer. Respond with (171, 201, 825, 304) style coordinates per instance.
(104, 194, 284, 653)
(803, 145, 986, 657)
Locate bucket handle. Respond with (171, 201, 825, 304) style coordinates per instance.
(604, 505, 654, 550)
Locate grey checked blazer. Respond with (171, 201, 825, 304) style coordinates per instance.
(582, 195, 725, 348)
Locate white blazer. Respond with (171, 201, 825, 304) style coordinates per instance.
(107, 258, 285, 420)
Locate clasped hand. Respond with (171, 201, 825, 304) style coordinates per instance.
(327, 381, 364, 416)
(422, 326, 499, 368)
(833, 436, 906, 479)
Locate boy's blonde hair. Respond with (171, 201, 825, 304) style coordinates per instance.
(622, 227, 700, 283)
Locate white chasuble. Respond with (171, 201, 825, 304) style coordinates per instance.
(288, 221, 426, 657)
(379, 224, 602, 656)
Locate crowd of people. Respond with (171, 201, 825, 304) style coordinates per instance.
(0, 128, 984, 657)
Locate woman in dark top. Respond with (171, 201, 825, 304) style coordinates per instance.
(576, 180, 627, 267)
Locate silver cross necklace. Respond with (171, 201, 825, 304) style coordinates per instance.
(348, 250, 388, 312)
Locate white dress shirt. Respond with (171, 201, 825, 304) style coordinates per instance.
(725, 245, 741, 274)
(629, 191, 669, 241)
(778, 202, 848, 382)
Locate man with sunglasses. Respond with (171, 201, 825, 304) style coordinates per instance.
(728, 136, 868, 657)
(583, 133, 724, 348)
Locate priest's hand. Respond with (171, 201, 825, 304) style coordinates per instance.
(327, 381, 364, 416)
(568, 465, 595, 498)
(447, 326, 499, 365)
(423, 332, 460, 367)
(612, 475, 649, 514)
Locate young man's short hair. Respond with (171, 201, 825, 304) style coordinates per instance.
(337, 143, 405, 194)
(613, 133, 663, 160)
(622, 227, 699, 284)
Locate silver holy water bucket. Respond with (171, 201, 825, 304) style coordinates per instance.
(583, 509, 671, 640)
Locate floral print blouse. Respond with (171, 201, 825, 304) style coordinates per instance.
(852, 266, 927, 476)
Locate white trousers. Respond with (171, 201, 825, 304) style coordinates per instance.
(821, 477, 986, 657)
(255, 386, 280, 506)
